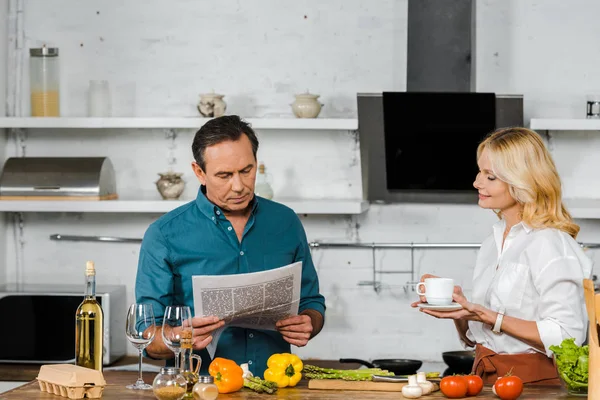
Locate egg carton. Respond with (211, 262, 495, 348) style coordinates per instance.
(36, 364, 106, 399)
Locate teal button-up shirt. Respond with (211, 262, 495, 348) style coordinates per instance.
(135, 187, 326, 376)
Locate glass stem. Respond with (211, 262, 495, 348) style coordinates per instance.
(137, 349, 144, 384)
(175, 351, 181, 369)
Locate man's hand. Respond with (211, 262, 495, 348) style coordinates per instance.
(191, 316, 225, 351)
(275, 314, 313, 347)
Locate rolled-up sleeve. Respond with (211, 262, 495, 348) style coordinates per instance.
(135, 223, 174, 327)
(533, 256, 588, 356)
(292, 218, 326, 318)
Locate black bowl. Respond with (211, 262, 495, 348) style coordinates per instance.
(442, 351, 475, 374)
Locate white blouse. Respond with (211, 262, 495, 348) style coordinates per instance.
(464, 219, 593, 357)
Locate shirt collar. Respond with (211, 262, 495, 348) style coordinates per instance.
(195, 186, 259, 223)
(492, 218, 533, 253)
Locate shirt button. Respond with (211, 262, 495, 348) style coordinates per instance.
(216, 210, 221, 215)
(228, 227, 232, 231)
(249, 333, 254, 338)
(212, 217, 215, 221)
(248, 360, 253, 365)
(240, 251, 244, 256)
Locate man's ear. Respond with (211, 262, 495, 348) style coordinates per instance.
(191, 162, 206, 186)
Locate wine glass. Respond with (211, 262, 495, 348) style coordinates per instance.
(125, 303, 156, 390)
(162, 305, 193, 369)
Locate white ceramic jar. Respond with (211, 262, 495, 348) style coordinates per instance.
(291, 92, 323, 118)
(197, 92, 227, 117)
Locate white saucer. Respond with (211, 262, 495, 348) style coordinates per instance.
(418, 302, 463, 311)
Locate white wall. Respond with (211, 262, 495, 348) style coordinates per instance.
(3, 0, 600, 364)
(0, 0, 9, 285)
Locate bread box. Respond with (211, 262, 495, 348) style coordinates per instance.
(37, 364, 106, 399)
(0, 157, 117, 200)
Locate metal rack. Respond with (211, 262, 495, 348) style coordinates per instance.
(48, 234, 600, 293)
(308, 241, 600, 293)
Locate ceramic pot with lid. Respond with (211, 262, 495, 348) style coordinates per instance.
(197, 91, 227, 117)
(291, 92, 323, 118)
(156, 172, 185, 200)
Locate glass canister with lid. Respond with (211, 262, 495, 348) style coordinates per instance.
(29, 45, 60, 117)
(153, 367, 187, 400)
(192, 375, 218, 400)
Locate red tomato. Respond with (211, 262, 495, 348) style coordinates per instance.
(463, 375, 483, 396)
(440, 376, 468, 399)
(494, 375, 524, 400)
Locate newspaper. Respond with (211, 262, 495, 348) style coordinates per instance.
(192, 261, 302, 358)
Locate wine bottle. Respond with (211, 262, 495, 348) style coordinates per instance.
(75, 261, 104, 371)
(254, 161, 274, 199)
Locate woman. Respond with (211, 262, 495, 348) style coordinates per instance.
(413, 127, 593, 385)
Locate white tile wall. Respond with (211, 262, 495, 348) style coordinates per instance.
(2, 0, 600, 364)
(0, 0, 9, 285)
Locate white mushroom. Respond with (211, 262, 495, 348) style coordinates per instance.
(416, 372, 434, 395)
(240, 363, 253, 379)
(401, 375, 423, 399)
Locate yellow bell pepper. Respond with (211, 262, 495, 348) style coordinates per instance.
(263, 353, 303, 388)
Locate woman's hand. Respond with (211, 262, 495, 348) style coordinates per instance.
(418, 288, 494, 325)
(410, 273, 440, 305)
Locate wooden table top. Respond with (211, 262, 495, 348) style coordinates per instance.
(0, 371, 584, 399)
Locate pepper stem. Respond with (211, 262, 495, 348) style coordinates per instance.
(285, 364, 295, 377)
(216, 372, 222, 381)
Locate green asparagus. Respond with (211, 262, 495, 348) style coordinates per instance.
(302, 364, 395, 381)
(243, 376, 278, 394)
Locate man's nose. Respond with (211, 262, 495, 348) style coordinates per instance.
(231, 174, 244, 192)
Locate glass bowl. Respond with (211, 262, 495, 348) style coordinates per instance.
(553, 356, 588, 397)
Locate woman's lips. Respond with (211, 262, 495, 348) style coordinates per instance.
(478, 194, 490, 200)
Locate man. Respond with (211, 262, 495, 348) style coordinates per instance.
(135, 115, 326, 376)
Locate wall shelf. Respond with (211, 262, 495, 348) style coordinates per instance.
(0, 198, 370, 215)
(564, 198, 600, 219)
(0, 117, 358, 130)
(530, 118, 600, 131)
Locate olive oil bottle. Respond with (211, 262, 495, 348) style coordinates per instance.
(75, 261, 104, 371)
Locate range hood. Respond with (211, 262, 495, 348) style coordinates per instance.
(357, 0, 523, 204)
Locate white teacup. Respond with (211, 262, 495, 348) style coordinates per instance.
(416, 278, 454, 305)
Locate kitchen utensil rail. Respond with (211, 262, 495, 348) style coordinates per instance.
(308, 241, 600, 292)
(49, 234, 142, 243)
(308, 241, 600, 249)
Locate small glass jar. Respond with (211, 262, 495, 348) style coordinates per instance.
(192, 376, 219, 400)
(29, 46, 60, 117)
(153, 367, 187, 400)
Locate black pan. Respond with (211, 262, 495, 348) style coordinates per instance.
(339, 358, 423, 376)
(442, 351, 475, 374)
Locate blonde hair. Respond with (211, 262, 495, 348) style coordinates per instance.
(477, 127, 579, 238)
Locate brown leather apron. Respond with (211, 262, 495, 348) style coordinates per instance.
(472, 344, 561, 386)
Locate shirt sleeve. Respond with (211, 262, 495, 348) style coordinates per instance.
(135, 222, 174, 328)
(532, 256, 589, 357)
(292, 217, 326, 319)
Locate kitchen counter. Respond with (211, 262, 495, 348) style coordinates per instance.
(0, 371, 583, 399)
(0, 357, 165, 382)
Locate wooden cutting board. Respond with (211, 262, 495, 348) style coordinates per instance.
(308, 379, 440, 392)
